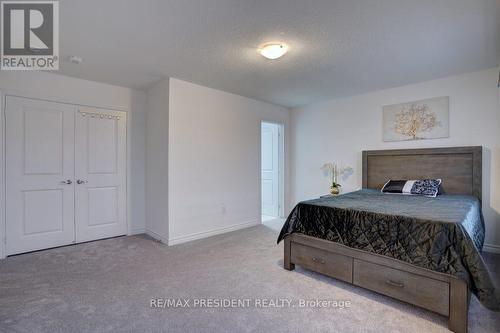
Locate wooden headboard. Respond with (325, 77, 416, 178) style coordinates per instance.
(362, 146, 482, 200)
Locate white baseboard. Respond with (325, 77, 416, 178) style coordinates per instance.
(145, 229, 168, 244)
(130, 228, 146, 235)
(168, 219, 261, 246)
(483, 243, 500, 254)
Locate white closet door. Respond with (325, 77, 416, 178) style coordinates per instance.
(75, 107, 127, 242)
(5, 96, 76, 255)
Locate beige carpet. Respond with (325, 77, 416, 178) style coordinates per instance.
(0, 224, 499, 333)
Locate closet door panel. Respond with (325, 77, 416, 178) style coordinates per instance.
(5, 97, 76, 255)
(75, 107, 127, 242)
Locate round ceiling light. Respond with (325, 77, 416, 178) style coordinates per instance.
(258, 43, 289, 60)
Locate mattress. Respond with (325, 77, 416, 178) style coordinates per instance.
(278, 189, 499, 310)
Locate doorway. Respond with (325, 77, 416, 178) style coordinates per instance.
(261, 121, 284, 225)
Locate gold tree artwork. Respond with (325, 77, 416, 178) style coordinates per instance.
(393, 103, 440, 139)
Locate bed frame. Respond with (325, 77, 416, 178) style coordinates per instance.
(283, 146, 482, 333)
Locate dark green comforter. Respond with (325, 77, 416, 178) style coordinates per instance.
(278, 189, 499, 310)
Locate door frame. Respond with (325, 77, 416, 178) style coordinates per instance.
(260, 121, 285, 219)
(0, 90, 131, 259)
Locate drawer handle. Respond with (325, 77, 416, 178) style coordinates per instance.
(385, 279, 405, 288)
(311, 257, 325, 264)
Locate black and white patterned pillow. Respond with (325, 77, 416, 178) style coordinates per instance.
(381, 179, 442, 197)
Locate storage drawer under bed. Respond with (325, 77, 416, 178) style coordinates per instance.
(290, 242, 353, 283)
(353, 259, 450, 316)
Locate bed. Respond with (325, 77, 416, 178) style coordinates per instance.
(278, 146, 499, 333)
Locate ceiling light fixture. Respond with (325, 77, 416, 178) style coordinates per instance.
(258, 43, 288, 60)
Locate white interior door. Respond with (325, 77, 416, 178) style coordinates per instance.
(75, 107, 127, 242)
(5, 96, 76, 255)
(261, 122, 280, 217)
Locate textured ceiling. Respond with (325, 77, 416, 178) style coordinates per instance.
(56, 0, 500, 107)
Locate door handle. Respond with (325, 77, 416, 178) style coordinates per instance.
(76, 179, 88, 185)
(60, 180, 72, 185)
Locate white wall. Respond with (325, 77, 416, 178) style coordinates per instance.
(0, 71, 147, 258)
(493, 66, 500, 245)
(168, 78, 290, 244)
(129, 91, 147, 235)
(0, 71, 140, 110)
(291, 68, 500, 251)
(145, 79, 170, 241)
